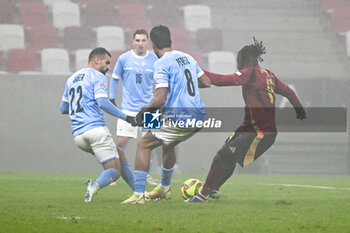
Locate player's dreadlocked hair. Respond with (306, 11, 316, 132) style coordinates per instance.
(238, 37, 266, 64)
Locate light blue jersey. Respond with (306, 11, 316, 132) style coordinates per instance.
(112, 50, 158, 111)
(62, 68, 108, 136)
(154, 50, 206, 121)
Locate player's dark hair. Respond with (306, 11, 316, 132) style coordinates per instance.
(150, 25, 171, 49)
(238, 37, 266, 63)
(133, 29, 148, 39)
(88, 47, 111, 62)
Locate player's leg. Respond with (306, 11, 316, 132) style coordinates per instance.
(146, 127, 199, 200)
(114, 135, 135, 190)
(146, 145, 176, 200)
(146, 150, 158, 185)
(76, 126, 121, 203)
(122, 131, 162, 204)
(189, 132, 275, 202)
(115, 116, 138, 189)
(187, 132, 251, 203)
(84, 158, 121, 203)
(141, 130, 158, 186)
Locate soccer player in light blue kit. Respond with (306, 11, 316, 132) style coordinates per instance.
(109, 29, 158, 186)
(122, 25, 211, 204)
(60, 47, 137, 203)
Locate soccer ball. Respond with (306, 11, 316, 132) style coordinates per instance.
(180, 178, 203, 200)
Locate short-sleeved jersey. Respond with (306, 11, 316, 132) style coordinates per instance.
(112, 50, 158, 111)
(205, 65, 305, 133)
(62, 68, 108, 136)
(154, 50, 206, 121)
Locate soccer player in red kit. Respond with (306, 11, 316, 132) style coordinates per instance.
(187, 38, 307, 202)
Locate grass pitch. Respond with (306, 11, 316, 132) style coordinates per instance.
(0, 173, 349, 233)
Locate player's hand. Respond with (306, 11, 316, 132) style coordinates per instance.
(296, 108, 307, 121)
(110, 99, 116, 106)
(135, 110, 144, 127)
(125, 115, 138, 126)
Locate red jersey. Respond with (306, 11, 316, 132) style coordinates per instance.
(205, 65, 305, 133)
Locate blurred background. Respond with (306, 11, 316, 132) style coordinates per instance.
(0, 0, 349, 175)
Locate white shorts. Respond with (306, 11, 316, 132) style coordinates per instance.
(73, 126, 118, 164)
(116, 110, 147, 138)
(151, 126, 201, 146)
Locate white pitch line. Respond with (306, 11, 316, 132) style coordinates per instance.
(56, 216, 84, 220)
(266, 183, 350, 191)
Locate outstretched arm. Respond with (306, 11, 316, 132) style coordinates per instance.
(97, 97, 127, 120)
(198, 73, 211, 88)
(204, 66, 254, 86)
(275, 78, 307, 120)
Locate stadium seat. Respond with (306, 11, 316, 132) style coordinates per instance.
(187, 50, 204, 68)
(75, 49, 91, 70)
(41, 48, 70, 74)
(96, 26, 125, 51)
(118, 4, 147, 29)
(75, 0, 103, 5)
(147, 5, 182, 27)
(334, 18, 350, 34)
(109, 50, 125, 69)
(172, 0, 200, 8)
(332, 6, 350, 20)
(20, 1, 48, 27)
(42, 0, 70, 6)
(321, 0, 347, 12)
(52, 2, 80, 29)
(80, 1, 117, 27)
(195, 28, 223, 53)
(183, 4, 212, 32)
(208, 51, 236, 74)
(331, 6, 350, 34)
(63, 26, 94, 51)
(0, 24, 25, 51)
(29, 25, 58, 50)
(169, 27, 191, 51)
(7, 48, 36, 73)
(0, 0, 16, 24)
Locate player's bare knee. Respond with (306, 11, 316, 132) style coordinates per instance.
(102, 158, 120, 172)
(116, 136, 128, 148)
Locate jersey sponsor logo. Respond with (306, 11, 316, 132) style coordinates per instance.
(235, 71, 242, 76)
(143, 110, 162, 129)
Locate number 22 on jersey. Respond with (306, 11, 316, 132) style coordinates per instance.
(69, 85, 84, 115)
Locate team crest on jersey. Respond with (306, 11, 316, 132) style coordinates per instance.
(100, 82, 106, 89)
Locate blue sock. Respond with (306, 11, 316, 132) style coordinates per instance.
(120, 160, 134, 190)
(96, 168, 120, 189)
(134, 170, 148, 193)
(161, 166, 174, 186)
